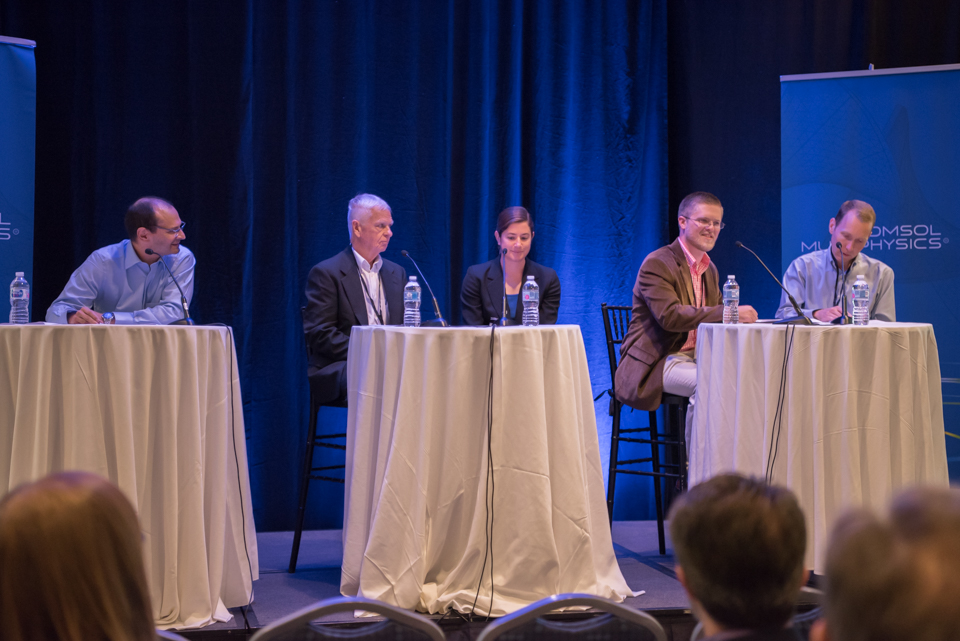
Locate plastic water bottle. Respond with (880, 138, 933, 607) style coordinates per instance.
(521, 275, 539, 326)
(722, 275, 739, 324)
(852, 275, 870, 326)
(403, 276, 421, 327)
(9, 272, 30, 324)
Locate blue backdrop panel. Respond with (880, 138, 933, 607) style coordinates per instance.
(0, 3, 667, 528)
(781, 64, 960, 479)
(0, 36, 36, 318)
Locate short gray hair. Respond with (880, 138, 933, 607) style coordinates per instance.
(347, 193, 391, 238)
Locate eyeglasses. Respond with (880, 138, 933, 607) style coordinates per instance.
(681, 216, 725, 231)
(154, 222, 186, 235)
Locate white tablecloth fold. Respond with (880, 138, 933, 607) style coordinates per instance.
(341, 325, 636, 616)
(691, 321, 949, 572)
(0, 324, 259, 629)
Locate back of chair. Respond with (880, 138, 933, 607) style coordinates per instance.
(157, 630, 191, 641)
(690, 587, 825, 641)
(249, 596, 445, 641)
(476, 593, 666, 641)
(601, 304, 632, 387)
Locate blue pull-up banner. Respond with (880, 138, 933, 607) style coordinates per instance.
(781, 63, 960, 480)
(0, 36, 37, 320)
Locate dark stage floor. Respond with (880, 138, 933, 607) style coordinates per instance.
(178, 521, 695, 639)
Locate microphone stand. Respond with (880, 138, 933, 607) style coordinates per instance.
(735, 242, 812, 325)
(145, 248, 194, 325)
(832, 241, 851, 325)
(400, 250, 448, 327)
(500, 248, 510, 326)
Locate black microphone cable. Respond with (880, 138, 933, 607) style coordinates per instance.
(766, 323, 797, 482)
(469, 322, 497, 620)
(208, 323, 255, 605)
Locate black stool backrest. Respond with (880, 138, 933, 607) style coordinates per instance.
(601, 304, 632, 387)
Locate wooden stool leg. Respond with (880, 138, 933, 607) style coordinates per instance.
(649, 408, 666, 555)
(606, 398, 622, 524)
(289, 397, 319, 573)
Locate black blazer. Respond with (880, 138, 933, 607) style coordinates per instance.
(303, 246, 407, 403)
(460, 258, 561, 326)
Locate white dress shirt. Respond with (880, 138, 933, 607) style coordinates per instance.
(352, 248, 388, 325)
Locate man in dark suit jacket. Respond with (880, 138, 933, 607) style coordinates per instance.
(615, 192, 757, 416)
(304, 193, 407, 405)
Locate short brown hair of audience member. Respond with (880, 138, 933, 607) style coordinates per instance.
(0, 471, 155, 641)
(669, 474, 808, 638)
(811, 486, 960, 641)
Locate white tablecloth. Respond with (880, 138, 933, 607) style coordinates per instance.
(691, 321, 949, 572)
(0, 324, 259, 629)
(340, 325, 635, 616)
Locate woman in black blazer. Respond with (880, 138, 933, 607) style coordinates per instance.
(460, 206, 561, 325)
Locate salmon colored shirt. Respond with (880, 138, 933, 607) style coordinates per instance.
(677, 236, 710, 353)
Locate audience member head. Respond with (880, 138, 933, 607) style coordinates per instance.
(494, 206, 535, 267)
(347, 193, 393, 263)
(0, 471, 155, 641)
(811, 486, 960, 641)
(669, 474, 807, 635)
(829, 199, 875, 266)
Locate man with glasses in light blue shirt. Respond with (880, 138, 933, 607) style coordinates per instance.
(776, 200, 895, 323)
(45, 196, 195, 325)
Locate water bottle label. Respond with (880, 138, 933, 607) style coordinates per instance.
(523, 291, 539, 303)
(11, 287, 29, 301)
(404, 290, 420, 303)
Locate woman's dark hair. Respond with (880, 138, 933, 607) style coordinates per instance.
(496, 206, 534, 235)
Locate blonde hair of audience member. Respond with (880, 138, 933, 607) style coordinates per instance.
(0, 471, 155, 641)
(811, 486, 960, 641)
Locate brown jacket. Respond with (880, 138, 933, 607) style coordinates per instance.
(614, 239, 723, 411)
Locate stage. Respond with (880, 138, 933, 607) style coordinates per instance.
(173, 520, 697, 640)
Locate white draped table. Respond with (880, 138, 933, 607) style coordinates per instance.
(0, 324, 259, 629)
(690, 321, 949, 572)
(340, 325, 635, 616)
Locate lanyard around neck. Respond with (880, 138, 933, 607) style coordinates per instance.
(832, 252, 851, 307)
(357, 266, 384, 325)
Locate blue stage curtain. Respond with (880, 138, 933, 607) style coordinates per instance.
(1, 1, 668, 528)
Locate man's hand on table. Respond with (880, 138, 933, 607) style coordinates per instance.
(67, 307, 115, 324)
(813, 306, 844, 323)
(737, 305, 759, 323)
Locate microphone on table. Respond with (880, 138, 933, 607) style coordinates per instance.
(832, 241, 851, 325)
(400, 250, 449, 327)
(499, 248, 510, 326)
(145, 248, 195, 325)
(735, 241, 811, 325)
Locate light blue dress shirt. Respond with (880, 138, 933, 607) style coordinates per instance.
(775, 248, 895, 321)
(45, 240, 196, 325)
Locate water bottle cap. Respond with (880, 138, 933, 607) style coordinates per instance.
(526, 275, 535, 280)
(727, 275, 735, 279)
(409, 276, 417, 281)
(856, 274, 865, 280)
(15, 272, 23, 277)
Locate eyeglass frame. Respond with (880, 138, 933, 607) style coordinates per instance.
(680, 216, 725, 231)
(153, 221, 186, 235)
